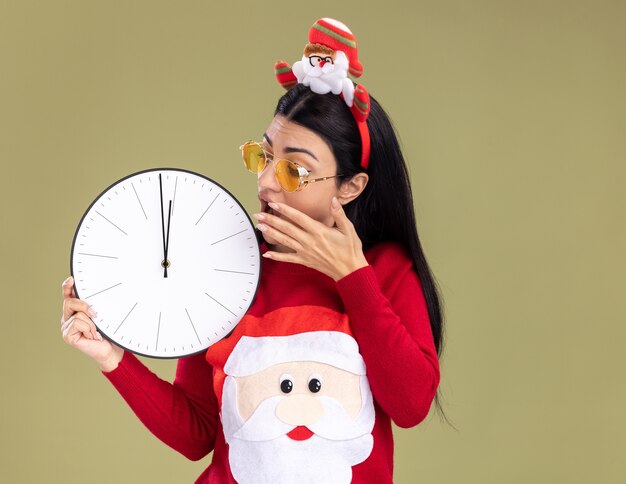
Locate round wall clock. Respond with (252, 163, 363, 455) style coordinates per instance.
(70, 168, 261, 359)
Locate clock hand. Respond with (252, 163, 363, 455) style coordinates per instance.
(164, 200, 172, 278)
(159, 174, 167, 275)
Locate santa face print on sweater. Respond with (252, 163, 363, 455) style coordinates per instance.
(205, 306, 376, 484)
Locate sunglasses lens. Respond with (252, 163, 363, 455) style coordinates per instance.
(243, 143, 266, 173)
(275, 159, 300, 192)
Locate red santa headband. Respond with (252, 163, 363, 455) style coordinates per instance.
(274, 18, 371, 170)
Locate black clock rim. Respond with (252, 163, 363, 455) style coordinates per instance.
(69, 167, 262, 360)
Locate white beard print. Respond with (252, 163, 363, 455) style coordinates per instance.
(292, 50, 355, 107)
(220, 374, 375, 484)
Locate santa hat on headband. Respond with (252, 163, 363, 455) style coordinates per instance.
(308, 18, 364, 78)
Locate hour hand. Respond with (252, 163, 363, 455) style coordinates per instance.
(164, 200, 172, 277)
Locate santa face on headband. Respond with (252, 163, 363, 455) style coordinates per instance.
(292, 43, 355, 107)
(220, 332, 376, 484)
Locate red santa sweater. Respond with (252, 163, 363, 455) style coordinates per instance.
(102, 240, 440, 483)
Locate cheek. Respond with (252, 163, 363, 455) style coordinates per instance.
(286, 191, 334, 225)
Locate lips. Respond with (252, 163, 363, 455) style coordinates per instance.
(286, 425, 314, 441)
(259, 197, 279, 218)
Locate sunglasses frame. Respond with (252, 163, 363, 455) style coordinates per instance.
(239, 140, 345, 192)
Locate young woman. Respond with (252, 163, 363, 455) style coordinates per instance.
(60, 18, 446, 483)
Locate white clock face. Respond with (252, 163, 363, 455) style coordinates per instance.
(70, 168, 260, 358)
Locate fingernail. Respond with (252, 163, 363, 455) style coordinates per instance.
(256, 223, 266, 231)
(262, 252, 272, 258)
(331, 197, 340, 210)
(268, 202, 280, 210)
(63, 276, 72, 285)
(253, 212, 266, 220)
(89, 307, 97, 317)
(97, 332, 103, 341)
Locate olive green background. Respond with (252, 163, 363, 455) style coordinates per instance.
(1, 1, 624, 483)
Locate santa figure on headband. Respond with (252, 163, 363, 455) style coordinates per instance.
(274, 17, 372, 169)
(275, 18, 367, 112)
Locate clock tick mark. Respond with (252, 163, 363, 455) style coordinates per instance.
(196, 193, 219, 226)
(205, 293, 237, 317)
(95, 211, 128, 235)
(211, 229, 247, 246)
(84, 282, 122, 299)
(184, 308, 202, 344)
(114, 302, 138, 334)
(156, 312, 161, 351)
(131, 182, 148, 220)
(78, 252, 119, 259)
(214, 269, 255, 276)
(172, 176, 178, 217)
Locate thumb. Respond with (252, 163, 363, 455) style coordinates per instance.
(330, 197, 351, 232)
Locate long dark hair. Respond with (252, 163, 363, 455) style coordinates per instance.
(273, 83, 451, 425)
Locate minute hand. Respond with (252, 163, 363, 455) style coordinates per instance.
(159, 174, 167, 277)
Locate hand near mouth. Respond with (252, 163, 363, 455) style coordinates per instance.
(253, 198, 368, 281)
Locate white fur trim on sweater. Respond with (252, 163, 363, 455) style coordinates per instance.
(224, 331, 366, 377)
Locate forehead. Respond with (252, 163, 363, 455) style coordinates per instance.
(264, 115, 336, 167)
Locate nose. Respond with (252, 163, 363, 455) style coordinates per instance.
(275, 394, 324, 426)
(319, 60, 326, 67)
(257, 160, 281, 193)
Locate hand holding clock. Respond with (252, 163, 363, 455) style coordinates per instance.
(61, 276, 124, 372)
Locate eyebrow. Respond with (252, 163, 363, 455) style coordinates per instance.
(263, 132, 319, 163)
